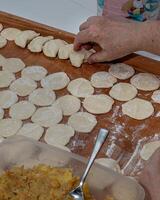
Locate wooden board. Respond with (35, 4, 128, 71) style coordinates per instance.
(0, 11, 160, 176)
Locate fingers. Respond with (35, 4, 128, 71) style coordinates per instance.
(87, 51, 107, 64)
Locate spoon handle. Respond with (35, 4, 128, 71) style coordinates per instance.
(79, 128, 108, 187)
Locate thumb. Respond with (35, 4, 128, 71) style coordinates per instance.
(87, 51, 107, 64)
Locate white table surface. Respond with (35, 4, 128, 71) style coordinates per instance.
(0, 0, 160, 61)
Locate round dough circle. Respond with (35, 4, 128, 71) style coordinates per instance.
(67, 78, 94, 98)
(29, 88, 56, 106)
(109, 83, 137, 101)
(0, 108, 4, 119)
(0, 54, 6, 66)
(9, 101, 36, 120)
(1, 27, 22, 41)
(31, 102, 62, 127)
(0, 90, 18, 109)
(0, 118, 22, 137)
(151, 90, 160, 104)
(68, 112, 97, 133)
(0, 70, 15, 88)
(83, 94, 114, 114)
(95, 158, 121, 172)
(2, 58, 25, 73)
(10, 77, 37, 96)
(44, 124, 75, 146)
(41, 72, 70, 90)
(122, 98, 154, 120)
(17, 123, 44, 140)
(91, 71, 117, 88)
(57, 95, 81, 116)
(0, 36, 7, 48)
(109, 63, 135, 80)
(130, 73, 160, 91)
(21, 65, 47, 81)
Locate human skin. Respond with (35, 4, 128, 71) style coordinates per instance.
(74, 16, 160, 63)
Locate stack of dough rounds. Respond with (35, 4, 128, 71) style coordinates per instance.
(95, 158, 121, 172)
(58, 44, 73, 59)
(83, 94, 114, 114)
(2, 57, 25, 73)
(0, 90, 18, 109)
(0, 71, 15, 88)
(151, 90, 160, 103)
(0, 108, 4, 120)
(0, 36, 7, 48)
(1, 27, 21, 41)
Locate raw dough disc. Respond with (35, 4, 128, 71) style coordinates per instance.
(0, 118, 22, 137)
(0, 54, 6, 66)
(130, 73, 160, 91)
(21, 65, 47, 81)
(0, 90, 18, 109)
(10, 77, 37, 96)
(9, 101, 36, 120)
(140, 141, 160, 160)
(151, 90, 160, 103)
(2, 57, 25, 73)
(41, 72, 70, 90)
(95, 158, 121, 172)
(91, 71, 117, 88)
(31, 102, 62, 127)
(57, 95, 81, 116)
(83, 94, 114, 114)
(29, 88, 56, 106)
(67, 78, 94, 98)
(69, 49, 85, 68)
(0, 36, 7, 48)
(0, 108, 4, 119)
(0, 70, 15, 88)
(109, 83, 137, 101)
(17, 122, 44, 140)
(122, 98, 154, 120)
(1, 27, 21, 41)
(44, 124, 75, 146)
(68, 112, 97, 133)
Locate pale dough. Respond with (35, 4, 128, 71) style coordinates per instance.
(0, 54, 6, 66)
(0, 23, 3, 31)
(58, 43, 73, 59)
(17, 122, 44, 140)
(91, 71, 117, 88)
(9, 101, 36, 120)
(0, 90, 18, 109)
(27, 36, 53, 52)
(29, 88, 56, 106)
(109, 63, 135, 80)
(140, 141, 160, 160)
(41, 72, 70, 90)
(2, 57, 25, 73)
(0, 36, 7, 48)
(0, 71, 15, 88)
(109, 83, 138, 101)
(21, 65, 47, 81)
(130, 73, 160, 91)
(151, 90, 160, 103)
(0, 108, 4, 120)
(55, 145, 71, 152)
(31, 102, 62, 127)
(15, 30, 40, 48)
(1, 27, 21, 41)
(57, 95, 81, 116)
(95, 158, 121, 172)
(44, 124, 75, 146)
(69, 49, 85, 68)
(83, 94, 114, 114)
(122, 98, 154, 120)
(67, 78, 94, 98)
(0, 118, 22, 137)
(68, 112, 97, 133)
(10, 77, 37, 96)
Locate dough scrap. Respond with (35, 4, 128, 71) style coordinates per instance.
(15, 30, 40, 48)
(67, 78, 94, 98)
(91, 71, 117, 88)
(44, 124, 75, 146)
(58, 43, 73, 59)
(109, 83, 138, 101)
(0, 108, 4, 120)
(0, 90, 18, 109)
(31, 102, 62, 127)
(69, 49, 85, 68)
(2, 57, 25, 73)
(21, 65, 47, 81)
(95, 158, 121, 172)
(27, 36, 53, 52)
(0, 54, 6, 66)
(0, 70, 15, 88)
(9, 101, 36, 120)
(109, 63, 135, 80)
(151, 90, 160, 104)
(130, 73, 160, 91)
(17, 122, 44, 140)
(57, 95, 81, 116)
(1, 27, 21, 41)
(83, 94, 114, 114)
(0, 118, 22, 137)
(122, 98, 154, 120)
(41, 72, 70, 90)
(68, 112, 97, 133)
(10, 77, 37, 96)
(0, 36, 7, 48)
(29, 88, 56, 106)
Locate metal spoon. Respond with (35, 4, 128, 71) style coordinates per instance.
(67, 128, 109, 200)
